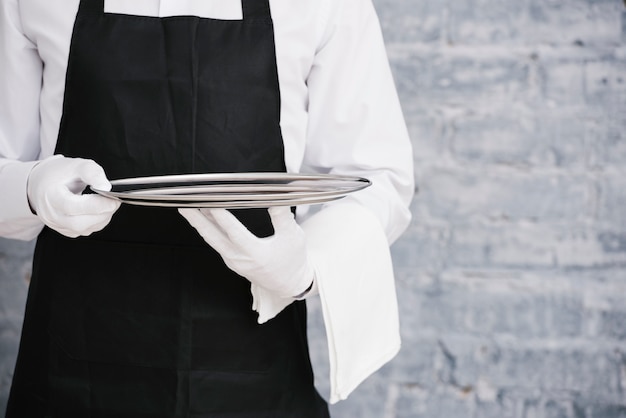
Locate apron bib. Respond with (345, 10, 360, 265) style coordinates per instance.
(6, 0, 329, 416)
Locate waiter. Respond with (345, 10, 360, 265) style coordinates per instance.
(0, 0, 414, 416)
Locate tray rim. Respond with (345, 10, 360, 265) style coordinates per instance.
(107, 195, 347, 208)
(108, 172, 370, 186)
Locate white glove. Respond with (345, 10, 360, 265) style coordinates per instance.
(27, 155, 121, 238)
(179, 206, 315, 299)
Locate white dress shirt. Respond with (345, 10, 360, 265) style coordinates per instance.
(0, 0, 414, 403)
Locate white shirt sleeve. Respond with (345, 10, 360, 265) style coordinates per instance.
(252, 0, 414, 403)
(0, 0, 45, 240)
(302, 0, 414, 242)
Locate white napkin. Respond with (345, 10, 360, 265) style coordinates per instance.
(252, 202, 401, 403)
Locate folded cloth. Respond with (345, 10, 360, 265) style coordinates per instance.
(251, 201, 401, 403)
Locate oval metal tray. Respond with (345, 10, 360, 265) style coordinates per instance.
(90, 172, 371, 208)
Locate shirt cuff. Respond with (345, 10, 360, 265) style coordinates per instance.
(250, 284, 294, 324)
(0, 160, 44, 240)
(250, 274, 318, 324)
(293, 273, 318, 300)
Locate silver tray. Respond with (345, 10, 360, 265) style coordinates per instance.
(90, 173, 371, 208)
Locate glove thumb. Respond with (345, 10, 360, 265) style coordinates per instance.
(75, 159, 113, 192)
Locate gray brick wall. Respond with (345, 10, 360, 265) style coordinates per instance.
(0, 239, 33, 410)
(317, 0, 626, 417)
(1, 0, 625, 416)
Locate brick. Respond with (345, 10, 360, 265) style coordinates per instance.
(597, 175, 626, 227)
(596, 310, 626, 340)
(522, 397, 585, 418)
(0, 325, 21, 413)
(449, 224, 556, 269)
(0, 328, 19, 383)
(413, 168, 588, 223)
(0, 238, 35, 259)
(393, 386, 474, 418)
(597, 232, 626, 255)
(450, 106, 586, 168)
(445, 224, 626, 271)
(304, 298, 331, 397)
(526, 0, 623, 46)
(585, 116, 626, 168)
(328, 376, 390, 418)
(391, 222, 450, 273)
(406, 288, 478, 336)
(448, 224, 555, 269)
(398, 274, 587, 339)
(585, 59, 626, 104)
(588, 404, 626, 418)
(388, 330, 440, 386)
(391, 51, 530, 107)
(0, 239, 31, 413)
(373, 0, 445, 44)
(540, 59, 586, 107)
(404, 107, 447, 165)
(441, 339, 626, 396)
(473, 389, 519, 418)
(447, 0, 526, 45)
(546, 399, 584, 418)
(0, 262, 30, 317)
(553, 229, 626, 269)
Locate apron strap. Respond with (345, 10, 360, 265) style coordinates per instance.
(242, 0, 272, 20)
(78, 0, 104, 15)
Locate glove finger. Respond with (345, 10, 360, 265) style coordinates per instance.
(52, 212, 116, 237)
(179, 208, 207, 229)
(75, 159, 113, 191)
(206, 208, 257, 247)
(51, 190, 121, 216)
(179, 208, 216, 231)
(267, 206, 296, 232)
(197, 208, 218, 225)
(178, 208, 236, 253)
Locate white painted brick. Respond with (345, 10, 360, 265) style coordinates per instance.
(526, 0, 624, 46)
(540, 59, 586, 107)
(404, 107, 447, 165)
(393, 386, 475, 418)
(597, 174, 626, 227)
(448, 224, 626, 269)
(413, 168, 589, 223)
(391, 51, 530, 107)
(585, 116, 626, 168)
(448, 224, 556, 269)
(585, 59, 626, 102)
(374, 0, 445, 44)
(436, 335, 626, 398)
(450, 105, 587, 168)
(391, 222, 450, 272)
(447, 0, 526, 45)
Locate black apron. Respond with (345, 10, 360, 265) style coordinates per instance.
(6, 0, 329, 416)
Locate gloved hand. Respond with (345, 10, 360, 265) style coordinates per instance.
(179, 206, 315, 299)
(27, 155, 121, 238)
